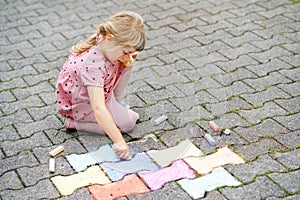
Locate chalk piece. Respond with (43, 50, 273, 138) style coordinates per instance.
(49, 146, 64, 157)
(153, 115, 168, 126)
(224, 129, 231, 135)
(208, 121, 220, 132)
(49, 158, 55, 173)
(204, 134, 216, 146)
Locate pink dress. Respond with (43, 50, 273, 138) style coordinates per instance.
(56, 46, 138, 133)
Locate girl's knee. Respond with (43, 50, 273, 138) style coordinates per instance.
(119, 110, 139, 132)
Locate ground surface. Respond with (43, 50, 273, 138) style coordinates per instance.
(0, 0, 299, 199)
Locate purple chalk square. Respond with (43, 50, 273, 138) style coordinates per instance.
(138, 160, 196, 190)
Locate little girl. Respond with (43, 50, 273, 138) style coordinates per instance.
(55, 11, 146, 159)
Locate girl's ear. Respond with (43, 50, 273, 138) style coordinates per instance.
(105, 34, 115, 41)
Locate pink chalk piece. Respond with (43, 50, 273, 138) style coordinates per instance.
(88, 174, 150, 200)
(138, 160, 196, 190)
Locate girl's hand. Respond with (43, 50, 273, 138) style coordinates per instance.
(113, 141, 131, 160)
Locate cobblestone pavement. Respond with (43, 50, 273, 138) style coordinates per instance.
(1, 0, 299, 199)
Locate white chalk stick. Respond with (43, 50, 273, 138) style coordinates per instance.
(49, 158, 55, 173)
(49, 146, 64, 157)
(153, 115, 168, 126)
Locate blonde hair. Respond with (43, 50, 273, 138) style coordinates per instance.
(71, 11, 146, 55)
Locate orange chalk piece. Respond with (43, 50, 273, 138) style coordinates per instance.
(208, 121, 220, 132)
(88, 174, 150, 200)
(49, 146, 64, 157)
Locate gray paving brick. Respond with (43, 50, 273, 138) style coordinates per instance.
(212, 112, 249, 129)
(222, 31, 263, 47)
(1, 179, 59, 200)
(27, 104, 57, 121)
(220, 176, 286, 199)
(252, 24, 294, 39)
(128, 137, 166, 153)
(225, 22, 263, 37)
(279, 54, 300, 67)
(0, 171, 23, 190)
(0, 109, 33, 127)
(269, 170, 300, 194)
(274, 97, 300, 113)
(213, 67, 257, 86)
(249, 46, 293, 64)
(277, 82, 300, 97)
(12, 81, 54, 100)
(251, 34, 293, 51)
(15, 115, 61, 138)
(234, 119, 289, 143)
(266, 195, 300, 200)
(206, 96, 252, 116)
(0, 151, 39, 176)
(241, 86, 291, 106)
(207, 81, 255, 102)
(0, 65, 37, 82)
(197, 20, 235, 34)
(218, 43, 262, 60)
(0, 77, 27, 91)
(275, 130, 300, 149)
(17, 157, 73, 187)
(215, 55, 259, 72)
(0, 125, 20, 141)
(233, 138, 287, 161)
(0, 95, 44, 115)
(239, 102, 288, 124)
(194, 30, 233, 45)
(274, 113, 300, 131)
(270, 149, 300, 170)
(227, 154, 285, 182)
(246, 58, 293, 76)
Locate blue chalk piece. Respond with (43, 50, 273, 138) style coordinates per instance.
(66, 144, 121, 172)
(100, 152, 159, 181)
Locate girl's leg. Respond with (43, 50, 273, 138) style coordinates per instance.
(74, 93, 139, 134)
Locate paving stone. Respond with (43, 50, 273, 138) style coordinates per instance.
(206, 96, 252, 116)
(128, 182, 192, 200)
(178, 167, 242, 199)
(275, 130, 300, 149)
(138, 160, 196, 190)
(279, 67, 300, 82)
(17, 157, 73, 187)
(269, 170, 300, 194)
(270, 149, 300, 170)
(51, 166, 111, 196)
(147, 139, 204, 167)
(207, 81, 255, 102)
(246, 58, 293, 76)
(266, 194, 300, 200)
(233, 138, 287, 161)
(184, 146, 245, 175)
(234, 118, 289, 143)
(2, 131, 52, 157)
(1, 179, 59, 200)
(0, 171, 23, 190)
(33, 138, 86, 164)
(100, 152, 159, 181)
(88, 174, 150, 200)
(239, 102, 288, 125)
(15, 115, 62, 137)
(66, 144, 120, 172)
(0, 151, 38, 176)
(274, 113, 300, 131)
(221, 176, 286, 199)
(243, 72, 292, 92)
(0, 125, 20, 141)
(226, 154, 286, 183)
(128, 137, 166, 154)
(277, 82, 300, 97)
(249, 46, 292, 64)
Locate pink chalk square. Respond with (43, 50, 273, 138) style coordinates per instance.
(88, 174, 150, 200)
(138, 160, 196, 190)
